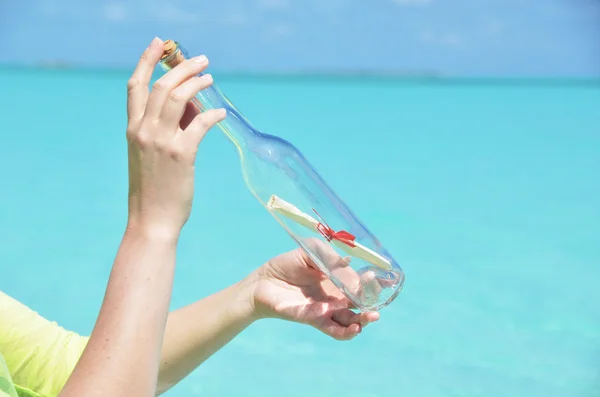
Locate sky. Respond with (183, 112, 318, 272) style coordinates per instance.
(0, 0, 599, 76)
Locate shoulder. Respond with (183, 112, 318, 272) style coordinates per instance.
(0, 291, 88, 397)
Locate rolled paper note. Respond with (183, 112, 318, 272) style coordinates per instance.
(267, 194, 393, 271)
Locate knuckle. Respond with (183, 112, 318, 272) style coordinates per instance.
(173, 142, 197, 163)
(189, 115, 210, 132)
(136, 132, 153, 149)
(140, 50, 150, 63)
(152, 80, 167, 93)
(167, 90, 185, 105)
(126, 116, 141, 131)
(153, 137, 168, 151)
(165, 144, 184, 161)
(125, 126, 137, 140)
(197, 117, 210, 130)
(153, 137, 178, 157)
(126, 77, 139, 92)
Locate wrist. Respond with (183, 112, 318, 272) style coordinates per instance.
(234, 271, 263, 324)
(124, 218, 181, 244)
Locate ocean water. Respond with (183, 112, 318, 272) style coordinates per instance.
(0, 67, 599, 397)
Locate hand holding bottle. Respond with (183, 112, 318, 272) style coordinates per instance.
(250, 238, 382, 340)
(125, 37, 226, 238)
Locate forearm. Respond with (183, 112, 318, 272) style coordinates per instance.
(156, 275, 258, 395)
(60, 226, 179, 397)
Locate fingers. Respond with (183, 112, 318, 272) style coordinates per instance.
(127, 37, 165, 126)
(321, 318, 361, 341)
(145, 55, 209, 121)
(178, 108, 227, 148)
(304, 237, 349, 272)
(332, 308, 379, 328)
(295, 242, 323, 272)
(180, 101, 201, 130)
(319, 308, 381, 340)
(358, 269, 382, 304)
(159, 74, 214, 128)
(332, 308, 361, 326)
(332, 265, 362, 298)
(304, 237, 374, 304)
(359, 311, 380, 327)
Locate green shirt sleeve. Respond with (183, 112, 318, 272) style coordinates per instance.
(0, 291, 89, 397)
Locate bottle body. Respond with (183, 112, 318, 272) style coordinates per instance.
(159, 42, 404, 311)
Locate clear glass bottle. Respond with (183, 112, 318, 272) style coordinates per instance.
(158, 40, 405, 311)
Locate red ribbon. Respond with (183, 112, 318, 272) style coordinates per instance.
(313, 209, 356, 248)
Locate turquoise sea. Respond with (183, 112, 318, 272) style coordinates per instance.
(1, 67, 599, 397)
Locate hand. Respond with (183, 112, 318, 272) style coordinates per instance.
(251, 239, 381, 341)
(125, 37, 226, 237)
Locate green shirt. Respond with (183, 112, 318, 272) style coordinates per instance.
(0, 352, 18, 397)
(0, 291, 88, 397)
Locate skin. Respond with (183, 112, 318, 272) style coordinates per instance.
(57, 37, 380, 397)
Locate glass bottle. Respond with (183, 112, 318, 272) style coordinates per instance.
(158, 40, 405, 311)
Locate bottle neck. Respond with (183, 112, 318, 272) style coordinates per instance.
(158, 42, 256, 152)
(193, 85, 257, 153)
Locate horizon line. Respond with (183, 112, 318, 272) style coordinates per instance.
(1, 63, 599, 85)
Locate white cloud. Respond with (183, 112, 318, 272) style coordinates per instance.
(420, 30, 464, 47)
(36, 0, 91, 20)
(103, 3, 127, 22)
(149, 2, 201, 23)
(267, 23, 293, 38)
(37, 0, 203, 23)
(483, 19, 506, 38)
(219, 10, 250, 26)
(441, 33, 463, 46)
(257, 0, 290, 10)
(393, 0, 431, 6)
(143, 2, 251, 26)
(38, 0, 57, 16)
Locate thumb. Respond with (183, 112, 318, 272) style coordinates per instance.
(181, 108, 227, 148)
(179, 101, 201, 130)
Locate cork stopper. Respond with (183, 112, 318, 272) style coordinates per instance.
(161, 40, 186, 68)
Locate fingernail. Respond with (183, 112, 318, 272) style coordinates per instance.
(200, 73, 213, 81)
(219, 108, 227, 117)
(148, 37, 160, 50)
(193, 55, 208, 64)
